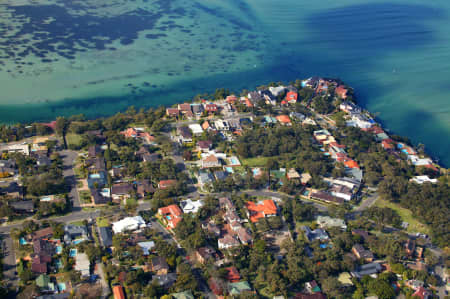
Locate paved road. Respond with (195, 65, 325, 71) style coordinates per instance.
(1, 232, 18, 287)
(60, 150, 81, 210)
(354, 192, 379, 212)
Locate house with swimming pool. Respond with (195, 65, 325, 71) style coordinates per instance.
(158, 204, 183, 229)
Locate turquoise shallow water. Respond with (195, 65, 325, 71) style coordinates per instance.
(0, 0, 449, 166)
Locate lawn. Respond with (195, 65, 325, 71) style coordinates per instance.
(79, 190, 92, 204)
(66, 133, 83, 147)
(375, 198, 430, 235)
(241, 156, 269, 167)
(97, 217, 110, 228)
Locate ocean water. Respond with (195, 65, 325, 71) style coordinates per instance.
(0, 0, 449, 165)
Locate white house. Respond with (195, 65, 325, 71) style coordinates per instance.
(188, 124, 204, 135)
(411, 175, 437, 184)
(214, 119, 230, 131)
(180, 199, 204, 214)
(218, 234, 240, 249)
(316, 216, 347, 230)
(112, 216, 146, 234)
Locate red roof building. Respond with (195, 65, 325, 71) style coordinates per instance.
(382, 139, 395, 150)
(412, 287, 432, 299)
(158, 179, 177, 190)
(226, 95, 238, 104)
(276, 115, 291, 125)
(113, 285, 126, 299)
(335, 85, 348, 99)
(286, 91, 298, 103)
(245, 200, 277, 223)
(158, 204, 183, 229)
(205, 104, 218, 113)
(226, 266, 241, 283)
(121, 128, 138, 138)
(166, 108, 180, 117)
(344, 160, 359, 169)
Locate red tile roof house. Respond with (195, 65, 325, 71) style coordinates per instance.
(113, 285, 126, 299)
(237, 227, 253, 245)
(197, 140, 213, 152)
(208, 277, 226, 296)
(226, 266, 241, 283)
(286, 91, 298, 103)
(121, 127, 138, 138)
(276, 115, 292, 125)
(158, 204, 183, 229)
(202, 155, 221, 168)
(166, 108, 180, 117)
(158, 179, 177, 190)
(382, 139, 396, 150)
(245, 200, 277, 223)
(204, 103, 218, 114)
(412, 287, 432, 299)
(335, 85, 348, 99)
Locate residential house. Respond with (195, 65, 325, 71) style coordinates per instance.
(269, 86, 286, 97)
(276, 115, 292, 125)
(286, 91, 298, 103)
(286, 168, 301, 181)
(0, 182, 23, 199)
(410, 175, 437, 184)
(335, 86, 348, 99)
(405, 239, 416, 257)
(226, 266, 241, 283)
(300, 173, 312, 185)
(197, 140, 212, 152)
(177, 126, 193, 144)
(32, 254, 50, 274)
(74, 252, 90, 277)
(245, 200, 277, 223)
(229, 281, 253, 296)
(111, 183, 133, 203)
(64, 225, 88, 244)
(202, 154, 221, 168)
(208, 277, 226, 296)
(188, 123, 203, 135)
(112, 216, 146, 234)
(202, 222, 221, 237)
(9, 200, 34, 214)
(88, 145, 102, 158)
(158, 179, 177, 190)
(138, 241, 155, 255)
(151, 256, 169, 275)
(247, 91, 262, 106)
(351, 262, 382, 279)
(36, 274, 55, 292)
(237, 227, 253, 245)
(214, 119, 230, 131)
(219, 197, 234, 211)
(113, 285, 126, 299)
(178, 103, 192, 114)
(166, 108, 180, 117)
(31, 227, 54, 240)
(214, 170, 228, 181)
(412, 287, 432, 299)
(171, 291, 194, 299)
(352, 244, 374, 262)
(302, 226, 329, 242)
(91, 188, 110, 205)
(180, 199, 204, 214)
(142, 153, 161, 163)
(198, 172, 214, 188)
(158, 204, 183, 229)
(196, 246, 218, 264)
(87, 171, 107, 189)
(136, 180, 155, 198)
(98, 226, 113, 247)
(218, 234, 240, 249)
(310, 191, 344, 204)
(329, 184, 353, 201)
(191, 103, 204, 116)
(205, 103, 218, 114)
(305, 280, 321, 293)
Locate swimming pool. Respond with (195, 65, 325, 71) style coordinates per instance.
(19, 238, 27, 245)
(69, 249, 77, 257)
(56, 245, 62, 254)
(166, 215, 172, 220)
(55, 259, 63, 269)
(225, 167, 234, 173)
(89, 173, 101, 179)
(57, 282, 66, 291)
(40, 196, 52, 201)
(73, 239, 84, 245)
(230, 157, 240, 165)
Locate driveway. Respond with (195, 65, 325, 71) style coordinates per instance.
(60, 150, 81, 210)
